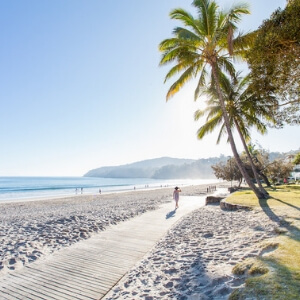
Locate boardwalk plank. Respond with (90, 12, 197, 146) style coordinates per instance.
(40, 264, 116, 290)
(60, 253, 129, 269)
(53, 254, 134, 272)
(59, 253, 136, 269)
(1, 285, 33, 300)
(2, 278, 52, 300)
(28, 263, 112, 288)
(26, 266, 107, 294)
(0, 288, 24, 300)
(10, 272, 96, 300)
(0, 196, 206, 300)
(8, 273, 81, 300)
(59, 254, 128, 273)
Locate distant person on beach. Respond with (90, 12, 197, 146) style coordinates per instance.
(99, 189, 101, 194)
(173, 186, 181, 209)
(81, 188, 83, 194)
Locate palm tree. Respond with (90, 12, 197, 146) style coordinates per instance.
(194, 72, 275, 196)
(247, 144, 272, 187)
(159, 0, 267, 199)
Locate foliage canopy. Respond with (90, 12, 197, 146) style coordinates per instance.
(247, 0, 300, 127)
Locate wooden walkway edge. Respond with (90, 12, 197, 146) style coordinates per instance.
(0, 195, 208, 300)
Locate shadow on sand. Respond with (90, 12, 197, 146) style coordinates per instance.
(166, 209, 176, 219)
(259, 197, 300, 242)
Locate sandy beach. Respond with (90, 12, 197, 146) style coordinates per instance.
(0, 182, 278, 299)
(104, 203, 277, 299)
(0, 183, 216, 274)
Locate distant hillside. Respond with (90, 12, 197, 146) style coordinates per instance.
(84, 149, 299, 179)
(84, 157, 221, 179)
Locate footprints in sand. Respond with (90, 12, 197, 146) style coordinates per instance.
(105, 206, 277, 299)
(0, 188, 175, 274)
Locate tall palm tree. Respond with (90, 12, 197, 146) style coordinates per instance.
(194, 72, 275, 196)
(159, 0, 267, 199)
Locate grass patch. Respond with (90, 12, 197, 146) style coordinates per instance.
(226, 185, 300, 208)
(226, 185, 300, 299)
(232, 258, 269, 276)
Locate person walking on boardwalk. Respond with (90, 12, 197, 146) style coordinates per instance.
(173, 186, 181, 209)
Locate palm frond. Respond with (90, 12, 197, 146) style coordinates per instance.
(206, 108, 222, 121)
(173, 27, 201, 42)
(216, 123, 227, 144)
(164, 62, 191, 83)
(194, 109, 206, 120)
(193, 0, 218, 36)
(218, 57, 235, 78)
(227, 2, 250, 24)
(196, 114, 223, 140)
(166, 66, 195, 100)
(159, 45, 198, 66)
(232, 31, 256, 61)
(194, 66, 208, 100)
(170, 8, 202, 36)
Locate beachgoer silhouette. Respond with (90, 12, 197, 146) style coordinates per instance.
(173, 186, 181, 209)
(81, 188, 83, 194)
(99, 189, 101, 194)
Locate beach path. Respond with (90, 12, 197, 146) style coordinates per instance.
(0, 195, 208, 300)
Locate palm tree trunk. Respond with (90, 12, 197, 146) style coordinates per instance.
(259, 172, 272, 187)
(234, 120, 269, 197)
(210, 63, 267, 199)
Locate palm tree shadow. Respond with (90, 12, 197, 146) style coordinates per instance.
(259, 197, 300, 241)
(166, 210, 176, 219)
(259, 198, 281, 223)
(271, 197, 300, 211)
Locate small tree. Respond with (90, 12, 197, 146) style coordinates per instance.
(265, 159, 294, 184)
(212, 158, 243, 186)
(293, 152, 300, 165)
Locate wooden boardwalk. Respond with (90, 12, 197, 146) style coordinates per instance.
(0, 196, 207, 300)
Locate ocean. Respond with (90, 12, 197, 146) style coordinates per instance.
(0, 177, 220, 203)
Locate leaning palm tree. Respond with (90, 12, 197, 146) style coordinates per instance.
(159, 0, 267, 199)
(195, 72, 275, 196)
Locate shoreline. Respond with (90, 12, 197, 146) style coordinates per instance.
(0, 182, 225, 275)
(0, 181, 279, 299)
(0, 178, 222, 204)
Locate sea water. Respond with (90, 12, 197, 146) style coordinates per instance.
(0, 177, 220, 203)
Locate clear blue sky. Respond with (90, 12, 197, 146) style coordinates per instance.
(0, 0, 297, 176)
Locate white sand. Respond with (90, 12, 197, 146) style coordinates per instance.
(0, 183, 216, 274)
(0, 182, 278, 299)
(104, 201, 277, 299)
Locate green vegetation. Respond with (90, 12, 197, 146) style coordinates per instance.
(226, 185, 300, 299)
(159, 0, 299, 296)
(227, 185, 300, 207)
(247, 0, 300, 127)
(293, 152, 300, 165)
(212, 157, 243, 186)
(212, 147, 295, 187)
(232, 258, 269, 276)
